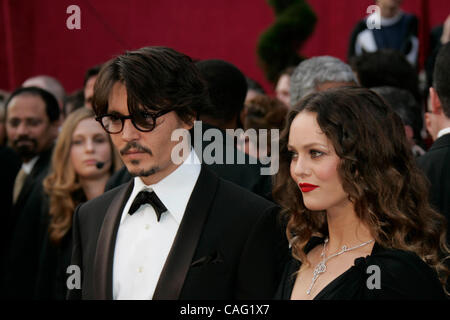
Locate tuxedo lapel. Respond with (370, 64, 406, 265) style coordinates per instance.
(153, 166, 219, 300)
(93, 180, 134, 299)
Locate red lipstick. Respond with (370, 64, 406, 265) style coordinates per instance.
(299, 183, 318, 193)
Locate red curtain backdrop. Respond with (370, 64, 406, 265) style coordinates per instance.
(1, 0, 449, 95)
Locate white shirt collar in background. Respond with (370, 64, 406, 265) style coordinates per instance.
(437, 127, 450, 139)
(21, 156, 39, 174)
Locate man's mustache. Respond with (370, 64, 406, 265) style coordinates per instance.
(120, 141, 153, 156)
(13, 136, 37, 148)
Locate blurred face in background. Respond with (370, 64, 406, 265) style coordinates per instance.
(376, 0, 403, 17)
(245, 89, 262, 105)
(425, 88, 440, 141)
(275, 74, 291, 108)
(70, 117, 112, 180)
(6, 94, 57, 162)
(84, 75, 97, 109)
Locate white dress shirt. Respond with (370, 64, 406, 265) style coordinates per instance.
(113, 150, 201, 300)
(21, 156, 39, 174)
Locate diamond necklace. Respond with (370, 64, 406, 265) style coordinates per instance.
(306, 238, 375, 295)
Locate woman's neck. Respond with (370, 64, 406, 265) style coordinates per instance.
(79, 174, 110, 201)
(325, 203, 374, 253)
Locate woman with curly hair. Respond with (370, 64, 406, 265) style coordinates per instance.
(273, 86, 449, 299)
(35, 107, 121, 299)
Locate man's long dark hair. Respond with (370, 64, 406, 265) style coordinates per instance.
(93, 46, 211, 125)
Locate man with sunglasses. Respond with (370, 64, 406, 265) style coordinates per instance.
(67, 46, 287, 300)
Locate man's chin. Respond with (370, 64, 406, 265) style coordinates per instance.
(127, 166, 158, 178)
(15, 146, 37, 162)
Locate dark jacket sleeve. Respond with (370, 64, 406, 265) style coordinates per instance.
(235, 205, 289, 299)
(356, 249, 447, 300)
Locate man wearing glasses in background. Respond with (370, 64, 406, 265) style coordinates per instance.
(67, 46, 287, 300)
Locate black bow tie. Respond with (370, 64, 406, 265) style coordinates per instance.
(128, 190, 168, 222)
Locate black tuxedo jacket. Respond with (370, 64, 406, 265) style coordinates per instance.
(67, 166, 288, 300)
(0, 146, 21, 219)
(417, 133, 450, 240)
(1, 147, 53, 299)
(0, 146, 21, 273)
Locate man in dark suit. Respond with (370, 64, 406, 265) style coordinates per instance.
(417, 42, 450, 242)
(1, 87, 60, 299)
(67, 46, 287, 300)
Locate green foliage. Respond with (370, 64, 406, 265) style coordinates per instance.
(258, 0, 317, 83)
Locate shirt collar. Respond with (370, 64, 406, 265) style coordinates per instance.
(437, 127, 450, 139)
(126, 149, 201, 224)
(22, 156, 39, 174)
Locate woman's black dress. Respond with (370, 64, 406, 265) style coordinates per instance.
(275, 237, 447, 300)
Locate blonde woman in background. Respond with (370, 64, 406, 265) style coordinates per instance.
(35, 107, 121, 299)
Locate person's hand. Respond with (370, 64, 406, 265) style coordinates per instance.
(440, 15, 450, 44)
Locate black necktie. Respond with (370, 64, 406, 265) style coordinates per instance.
(128, 190, 168, 222)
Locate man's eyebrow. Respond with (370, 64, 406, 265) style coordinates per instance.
(9, 116, 41, 120)
(107, 109, 124, 115)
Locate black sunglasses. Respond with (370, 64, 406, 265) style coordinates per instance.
(95, 108, 174, 134)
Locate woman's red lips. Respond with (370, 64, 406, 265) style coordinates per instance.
(299, 183, 318, 192)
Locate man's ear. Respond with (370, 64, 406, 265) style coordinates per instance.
(429, 87, 443, 114)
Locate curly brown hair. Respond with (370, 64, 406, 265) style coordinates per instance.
(273, 87, 449, 291)
(244, 95, 288, 155)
